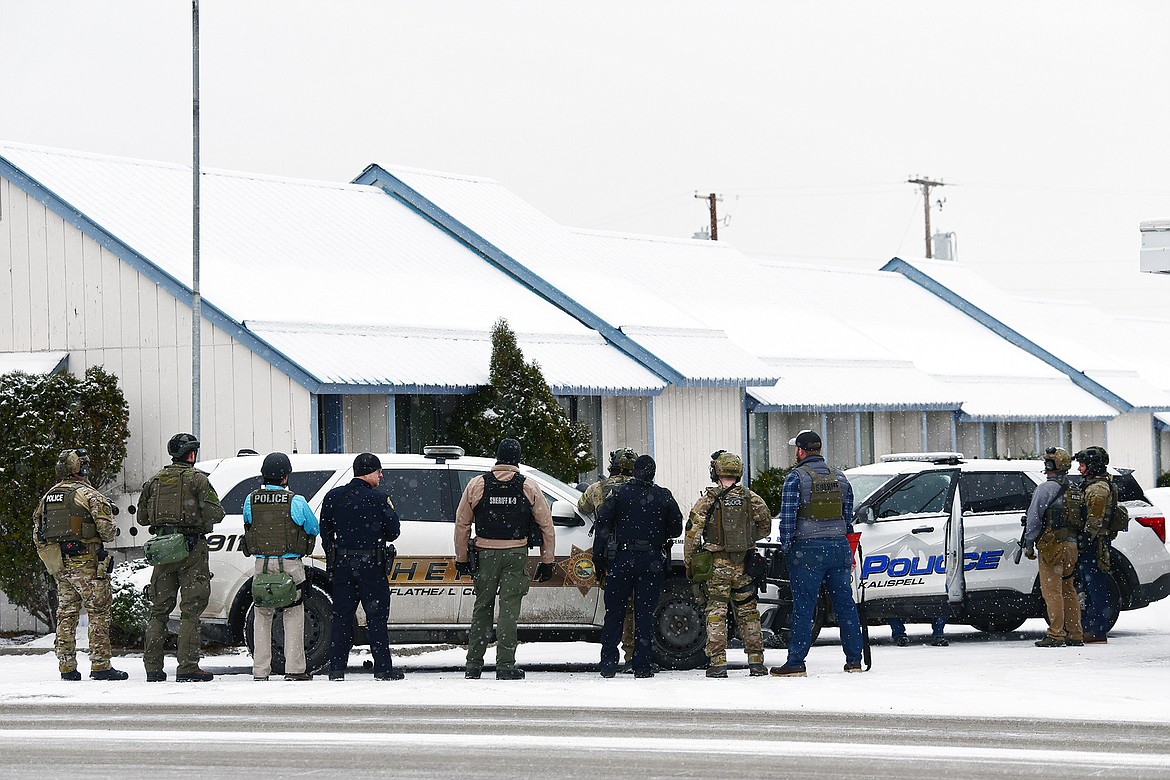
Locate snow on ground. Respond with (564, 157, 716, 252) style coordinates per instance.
(3, 595, 1168, 723)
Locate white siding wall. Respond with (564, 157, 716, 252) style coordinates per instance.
(653, 386, 742, 507)
(0, 175, 313, 493)
(765, 412, 820, 467)
(1106, 412, 1157, 488)
(876, 411, 924, 455)
(601, 395, 651, 462)
(1159, 428, 1170, 479)
(0, 592, 50, 634)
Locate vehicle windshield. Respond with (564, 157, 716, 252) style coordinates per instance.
(846, 473, 899, 504)
(521, 465, 582, 499)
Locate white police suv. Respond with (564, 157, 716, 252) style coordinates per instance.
(843, 453, 1170, 634)
(114, 447, 707, 672)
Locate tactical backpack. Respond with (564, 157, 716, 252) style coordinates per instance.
(1107, 483, 1130, 538)
(143, 533, 191, 566)
(252, 558, 298, 609)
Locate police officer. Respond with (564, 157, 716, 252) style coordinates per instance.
(595, 455, 682, 678)
(771, 430, 864, 677)
(1024, 447, 1084, 647)
(578, 447, 638, 670)
(32, 449, 127, 681)
(320, 453, 402, 681)
(454, 438, 556, 680)
(685, 449, 772, 678)
(137, 433, 224, 682)
(243, 452, 320, 680)
(1075, 446, 1115, 644)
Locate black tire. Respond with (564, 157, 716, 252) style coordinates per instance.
(967, 614, 1027, 634)
(766, 597, 824, 649)
(245, 583, 333, 674)
(651, 579, 708, 670)
(1077, 570, 1121, 633)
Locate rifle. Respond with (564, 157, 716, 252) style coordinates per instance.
(1012, 514, 1028, 565)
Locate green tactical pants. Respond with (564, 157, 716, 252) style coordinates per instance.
(467, 547, 530, 670)
(143, 536, 211, 675)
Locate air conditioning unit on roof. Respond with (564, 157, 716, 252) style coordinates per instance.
(1140, 220, 1170, 274)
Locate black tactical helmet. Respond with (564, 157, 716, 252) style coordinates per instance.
(1074, 446, 1109, 476)
(167, 432, 200, 461)
(1043, 446, 1072, 474)
(261, 452, 292, 484)
(607, 448, 638, 476)
(55, 449, 90, 480)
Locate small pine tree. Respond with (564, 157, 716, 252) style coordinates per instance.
(450, 319, 597, 481)
(0, 366, 131, 625)
(750, 466, 790, 517)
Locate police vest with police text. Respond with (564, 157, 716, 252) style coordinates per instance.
(245, 488, 313, 557)
(41, 484, 98, 543)
(473, 473, 532, 541)
(1043, 477, 1085, 541)
(703, 485, 755, 553)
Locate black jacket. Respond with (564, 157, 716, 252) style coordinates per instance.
(320, 479, 400, 559)
(597, 477, 683, 549)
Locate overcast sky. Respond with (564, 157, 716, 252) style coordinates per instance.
(3, 1, 1169, 311)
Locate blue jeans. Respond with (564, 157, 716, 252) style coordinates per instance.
(787, 537, 863, 667)
(1078, 539, 1111, 637)
(889, 616, 947, 639)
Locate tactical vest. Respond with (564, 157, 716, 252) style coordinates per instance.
(473, 473, 532, 541)
(148, 465, 198, 530)
(244, 488, 313, 557)
(703, 485, 755, 553)
(41, 484, 97, 543)
(795, 461, 848, 541)
(1043, 478, 1085, 541)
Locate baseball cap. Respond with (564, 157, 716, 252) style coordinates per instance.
(788, 429, 822, 449)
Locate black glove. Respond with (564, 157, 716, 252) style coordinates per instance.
(533, 561, 556, 582)
(455, 560, 472, 578)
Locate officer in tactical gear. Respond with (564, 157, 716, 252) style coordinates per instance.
(32, 449, 127, 681)
(771, 430, 864, 677)
(578, 447, 639, 669)
(1075, 446, 1115, 644)
(685, 449, 772, 678)
(137, 433, 224, 682)
(455, 438, 556, 680)
(243, 452, 320, 680)
(595, 455, 682, 678)
(1024, 447, 1084, 647)
(320, 453, 402, 680)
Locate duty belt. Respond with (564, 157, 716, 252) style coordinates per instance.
(337, 547, 378, 556)
(617, 541, 656, 552)
(156, 526, 200, 536)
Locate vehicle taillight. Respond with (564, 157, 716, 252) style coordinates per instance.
(1136, 515, 1166, 544)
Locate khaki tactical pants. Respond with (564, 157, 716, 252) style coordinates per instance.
(252, 557, 308, 677)
(1038, 531, 1082, 642)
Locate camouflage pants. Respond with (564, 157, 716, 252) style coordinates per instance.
(54, 552, 113, 673)
(703, 552, 763, 666)
(144, 536, 211, 675)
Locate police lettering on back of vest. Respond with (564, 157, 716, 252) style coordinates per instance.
(473, 473, 532, 540)
(246, 488, 313, 557)
(41, 486, 98, 542)
(704, 486, 756, 553)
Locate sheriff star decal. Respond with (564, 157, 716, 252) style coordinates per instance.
(557, 545, 598, 595)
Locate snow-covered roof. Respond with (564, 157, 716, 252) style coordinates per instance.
(0, 142, 666, 394)
(355, 164, 779, 386)
(937, 375, 1119, 422)
(747, 359, 963, 412)
(246, 322, 666, 395)
(884, 258, 1170, 412)
(0, 351, 68, 375)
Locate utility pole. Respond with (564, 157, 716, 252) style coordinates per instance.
(907, 176, 945, 258)
(192, 0, 202, 440)
(694, 192, 723, 241)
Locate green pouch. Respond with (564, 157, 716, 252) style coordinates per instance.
(144, 533, 190, 566)
(689, 548, 714, 583)
(252, 558, 297, 609)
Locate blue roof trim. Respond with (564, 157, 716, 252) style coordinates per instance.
(958, 412, 1115, 423)
(747, 400, 960, 413)
(313, 383, 663, 397)
(881, 257, 1133, 413)
(0, 154, 325, 394)
(353, 165, 688, 386)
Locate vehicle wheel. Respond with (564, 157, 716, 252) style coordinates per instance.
(245, 583, 332, 674)
(766, 599, 824, 648)
(967, 614, 1027, 634)
(1076, 570, 1121, 634)
(651, 580, 708, 670)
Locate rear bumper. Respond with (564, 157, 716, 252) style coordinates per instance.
(1132, 571, 1170, 609)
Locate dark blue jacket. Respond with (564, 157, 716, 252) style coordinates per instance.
(320, 479, 400, 559)
(597, 478, 683, 550)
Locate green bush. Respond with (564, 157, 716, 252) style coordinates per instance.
(109, 559, 151, 647)
(0, 367, 130, 625)
(750, 466, 791, 517)
(449, 319, 597, 482)
(1158, 472, 1170, 489)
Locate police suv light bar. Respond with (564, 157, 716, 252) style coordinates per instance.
(423, 445, 465, 460)
(879, 452, 965, 465)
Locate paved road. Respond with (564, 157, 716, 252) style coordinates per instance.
(2, 703, 1169, 778)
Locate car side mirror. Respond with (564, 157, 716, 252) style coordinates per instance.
(551, 499, 584, 527)
(859, 507, 876, 525)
